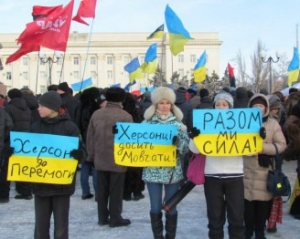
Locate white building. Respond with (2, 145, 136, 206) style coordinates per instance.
(0, 32, 222, 94)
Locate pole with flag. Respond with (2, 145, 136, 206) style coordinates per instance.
(193, 51, 206, 83)
(288, 47, 300, 86)
(124, 57, 144, 82)
(147, 24, 164, 40)
(227, 63, 236, 89)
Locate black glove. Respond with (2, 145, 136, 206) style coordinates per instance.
(112, 125, 118, 134)
(3, 146, 14, 159)
(70, 149, 84, 161)
(172, 136, 179, 146)
(258, 154, 271, 168)
(188, 127, 200, 139)
(259, 127, 266, 139)
(85, 161, 95, 167)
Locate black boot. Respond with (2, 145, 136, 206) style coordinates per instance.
(245, 228, 253, 239)
(165, 213, 177, 239)
(255, 230, 266, 239)
(150, 212, 164, 239)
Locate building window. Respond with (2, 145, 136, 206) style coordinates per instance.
(91, 71, 97, 79)
(107, 70, 113, 79)
(57, 58, 63, 65)
(40, 85, 46, 94)
(124, 56, 130, 65)
(23, 57, 29, 66)
(23, 72, 29, 80)
(73, 71, 79, 80)
(178, 69, 184, 77)
(73, 57, 79, 65)
(107, 56, 113, 65)
(178, 55, 184, 63)
(90, 56, 96, 65)
(39, 71, 46, 81)
(6, 72, 12, 80)
(190, 54, 196, 63)
(39, 61, 45, 66)
(56, 71, 61, 81)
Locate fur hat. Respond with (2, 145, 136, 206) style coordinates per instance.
(213, 91, 234, 108)
(8, 88, 22, 99)
(144, 86, 184, 122)
(39, 91, 62, 112)
(57, 82, 69, 93)
(105, 87, 126, 102)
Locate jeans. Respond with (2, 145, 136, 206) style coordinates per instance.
(80, 162, 97, 196)
(146, 181, 180, 215)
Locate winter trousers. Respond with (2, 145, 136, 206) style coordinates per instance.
(34, 195, 70, 239)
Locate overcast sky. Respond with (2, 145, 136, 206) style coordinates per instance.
(0, 0, 299, 76)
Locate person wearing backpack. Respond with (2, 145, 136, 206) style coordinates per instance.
(243, 94, 286, 239)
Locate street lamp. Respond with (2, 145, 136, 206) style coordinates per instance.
(39, 51, 61, 85)
(260, 50, 280, 93)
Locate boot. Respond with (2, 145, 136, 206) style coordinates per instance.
(150, 212, 164, 239)
(255, 230, 266, 239)
(165, 213, 177, 239)
(245, 228, 253, 239)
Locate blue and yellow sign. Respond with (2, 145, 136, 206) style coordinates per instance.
(114, 122, 177, 167)
(193, 108, 263, 156)
(8, 132, 79, 184)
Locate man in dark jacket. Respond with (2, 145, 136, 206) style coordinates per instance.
(175, 87, 193, 132)
(0, 108, 13, 203)
(196, 88, 213, 109)
(86, 87, 133, 228)
(5, 88, 32, 199)
(234, 87, 249, 108)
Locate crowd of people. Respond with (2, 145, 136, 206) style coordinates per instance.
(0, 82, 299, 239)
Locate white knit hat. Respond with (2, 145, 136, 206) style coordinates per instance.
(144, 86, 183, 121)
(213, 91, 234, 108)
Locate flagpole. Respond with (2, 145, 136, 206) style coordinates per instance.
(80, 18, 95, 91)
(160, 33, 165, 86)
(35, 55, 39, 94)
(59, 53, 66, 84)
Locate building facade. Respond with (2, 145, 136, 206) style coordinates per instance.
(0, 32, 222, 94)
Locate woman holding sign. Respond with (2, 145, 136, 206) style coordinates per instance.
(244, 94, 286, 239)
(142, 87, 189, 239)
(189, 91, 246, 239)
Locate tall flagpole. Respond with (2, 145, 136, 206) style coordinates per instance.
(59, 53, 66, 84)
(80, 19, 95, 91)
(35, 56, 39, 94)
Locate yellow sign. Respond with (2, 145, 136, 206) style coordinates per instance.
(8, 155, 78, 184)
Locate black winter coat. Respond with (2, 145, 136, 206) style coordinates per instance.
(30, 108, 81, 197)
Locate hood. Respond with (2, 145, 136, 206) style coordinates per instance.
(248, 93, 269, 118)
(9, 97, 29, 111)
(22, 94, 39, 109)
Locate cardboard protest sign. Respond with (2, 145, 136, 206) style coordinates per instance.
(193, 108, 263, 156)
(114, 122, 177, 167)
(8, 132, 79, 184)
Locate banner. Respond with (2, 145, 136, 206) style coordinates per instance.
(8, 132, 79, 184)
(114, 122, 177, 167)
(193, 108, 263, 156)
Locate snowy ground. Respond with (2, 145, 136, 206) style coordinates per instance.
(0, 160, 299, 239)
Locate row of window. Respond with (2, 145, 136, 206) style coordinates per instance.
(20, 54, 200, 66)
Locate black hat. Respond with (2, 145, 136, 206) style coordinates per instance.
(8, 88, 22, 99)
(57, 82, 69, 93)
(199, 88, 209, 98)
(105, 87, 126, 102)
(250, 97, 268, 108)
(39, 91, 62, 112)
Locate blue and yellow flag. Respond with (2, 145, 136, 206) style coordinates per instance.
(147, 24, 164, 40)
(194, 51, 206, 83)
(288, 47, 299, 86)
(124, 57, 144, 82)
(164, 4, 192, 56)
(141, 43, 157, 74)
(71, 77, 93, 92)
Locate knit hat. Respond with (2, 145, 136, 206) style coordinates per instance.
(57, 82, 69, 93)
(8, 88, 22, 99)
(105, 87, 126, 102)
(144, 86, 184, 121)
(199, 88, 209, 98)
(249, 97, 268, 108)
(39, 91, 62, 112)
(213, 91, 234, 108)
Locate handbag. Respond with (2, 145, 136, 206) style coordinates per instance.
(267, 144, 291, 199)
(186, 153, 206, 185)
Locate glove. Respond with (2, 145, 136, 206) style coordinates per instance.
(70, 149, 84, 161)
(259, 127, 266, 139)
(188, 127, 200, 139)
(172, 136, 179, 146)
(112, 125, 118, 134)
(3, 146, 14, 159)
(258, 154, 271, 168)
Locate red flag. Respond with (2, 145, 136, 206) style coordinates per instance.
(72, 0, 97, 25)
(6, 43, 40, 64)
(32, 5, 63, 20)
(18, 0, 74, 52)
(227, 63, 236, 88)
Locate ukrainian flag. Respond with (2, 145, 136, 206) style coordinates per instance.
(124, 57, 144, 82)
(288, 47, 299, 86)
(147, 24, 164, 40)
(71, 77, 93, 92)
(193, 51, 206, 83)
(141, 43, 157, 74)
(165, 4, 192, 56)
